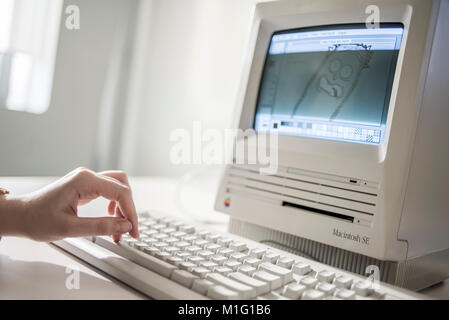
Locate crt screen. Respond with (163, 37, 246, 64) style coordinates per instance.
(254, 24, 404, 145)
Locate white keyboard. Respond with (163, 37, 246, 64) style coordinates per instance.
(54, 211, 424, 300)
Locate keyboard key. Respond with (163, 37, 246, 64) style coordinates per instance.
(259, 262, 293, 285)
(316, 282, 336, 295)
(197, 230, 211, 239)
(182, 235, 197, 243)
(161, 227, 176, 234)
(193, 240, 210, 248)
(142, 237, 159, 245)
(134, 242, 149, 251)
(198, 250, 215, 259)
(186, 246, 202, 254)
(153, 233, 169, 240)
(282, 283, 307, 299)
(213, 266, 233, 276)
(155, 251, 171, 261)
(179, 262, 197, 272)
(229, 272, 270, 296)
(206, 273, 257, 299)
(244, 257, 262, 268)
(170, 221, 185, 229)
(187, 256, 205, 265)
(176, 252, 192, 260)
(200, 261, 219, 270)
(153, 224, 166, 230)
(171, 231, 187, 238)
(262, 252, 280, 264)
(143, 229, 158, 237)
(192, 279, 214, 295)
(164, 246, 181, 254)
(249, 248, 266, 259)
(205, 244, 222, 253)
(174, 241, 190, 249)
(352, 281, 374, 297)
(192, 267, 211, 278)
(206, 234, 221, 243)
(180, 225, 195, 234)
(316, 270, 335, 283)
(334, 275, 353, 289)
(229, 241, 248, 252)
(230, 252, 248, 262)
(122, 238, 138, 246)
(253, 270, 282, 290)
(166, 256, 184, 266)
(153, 242, 168, 249)
(238, 265, 257, 276)
(277, 257, 295, 269)
(335, 288, 356, 300)
(292, 262, 312, 275)
(207, 285, 240, 300)
(217, 238, 234, 247)
(143, 246, 160, 255)
(210, 255, 227, 265)
(170, 270, 199, 288)
(142, 220, 157, 227)
(302, 289, 325, 300)
(164, 237, 179, 245)
(217, 248, 234, 257)
(160, 217, 176, 225)
(300, 276, 318, 288)
(224, 260, 242, 271)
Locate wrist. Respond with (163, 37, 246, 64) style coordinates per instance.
(0, 195, 30, 238)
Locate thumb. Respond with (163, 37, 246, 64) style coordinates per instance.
(66, 216, 133, 237)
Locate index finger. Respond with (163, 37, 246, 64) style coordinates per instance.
(99, 171, 132, 217)
(71, 169, 139, 238)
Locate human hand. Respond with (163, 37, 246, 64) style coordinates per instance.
(0, 168, 139, 242)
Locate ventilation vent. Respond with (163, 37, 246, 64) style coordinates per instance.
(229, 219, 398, 284)
(225, 165, 379, 226)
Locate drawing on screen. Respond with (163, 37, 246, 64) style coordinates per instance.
(291, 43, 373, 120)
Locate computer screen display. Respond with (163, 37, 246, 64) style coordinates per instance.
(254, 24, 404, 145)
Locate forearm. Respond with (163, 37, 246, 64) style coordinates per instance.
(0, 196, 29, 238)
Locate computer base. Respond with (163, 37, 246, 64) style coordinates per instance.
(228, 218, 449, 291)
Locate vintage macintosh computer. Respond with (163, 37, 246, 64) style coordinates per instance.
(55, 0, 449, 299)
(215, 0, 449, 291)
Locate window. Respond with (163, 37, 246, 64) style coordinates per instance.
(0, 0, 62, 114)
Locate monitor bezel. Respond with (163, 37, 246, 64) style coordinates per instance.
(234, 4, 413, 172)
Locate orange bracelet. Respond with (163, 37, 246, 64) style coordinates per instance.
(0, 187, 9, 196)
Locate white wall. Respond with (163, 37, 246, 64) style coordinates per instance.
(0, 0, 137, 176)
(0, 0, 268, 177)
(122, 0, 264, 176)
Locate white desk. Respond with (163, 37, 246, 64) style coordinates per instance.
(0, 176, 447, 299)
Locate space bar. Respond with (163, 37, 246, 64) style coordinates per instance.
(95, 236, 177, 278)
